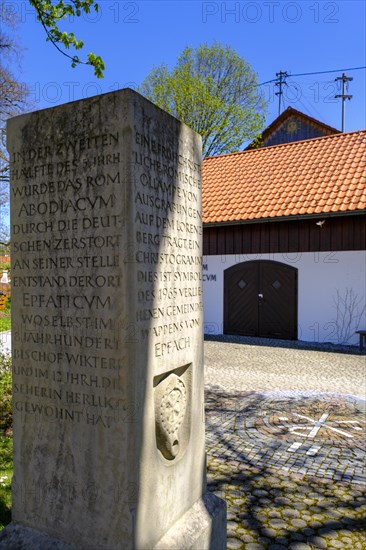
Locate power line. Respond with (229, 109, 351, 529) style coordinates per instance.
(257, 66, 366, 87)
(257, 78, 277, 87)
(290, 66, 366, 78)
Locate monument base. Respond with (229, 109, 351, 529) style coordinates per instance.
(0, 523, 76, 549)
(0, 494, 226, 550)
(154, 493, 227, 550)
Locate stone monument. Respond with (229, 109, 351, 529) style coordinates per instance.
(1, 89, 226, 548)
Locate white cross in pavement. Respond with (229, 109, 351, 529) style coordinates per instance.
(287, 412, 365, 439)
(281, 411, 365, 454)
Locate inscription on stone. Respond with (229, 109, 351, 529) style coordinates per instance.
(10, 126, 125, 430)
(133, 130, 203, 362)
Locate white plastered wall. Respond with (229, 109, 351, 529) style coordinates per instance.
(203, 251, 366, 345)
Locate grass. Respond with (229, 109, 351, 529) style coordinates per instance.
(0, 437, 12, 529)
(0, 303, 11, 332)
(0, 351, 12, 530)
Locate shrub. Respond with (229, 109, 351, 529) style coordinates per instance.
(0, 349, 12, 435)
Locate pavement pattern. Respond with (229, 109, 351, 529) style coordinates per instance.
(204, 336, 366, 549)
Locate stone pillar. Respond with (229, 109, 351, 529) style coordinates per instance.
(1, 89, 226, 549)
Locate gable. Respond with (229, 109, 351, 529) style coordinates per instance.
(247, 107, 340, 149)
(262, 113, 338, 147)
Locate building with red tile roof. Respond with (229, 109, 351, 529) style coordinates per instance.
(201, 130, 366, 345)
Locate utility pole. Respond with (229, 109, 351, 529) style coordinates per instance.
(335, 73, 353, 132)
(275, 71, 288, 115)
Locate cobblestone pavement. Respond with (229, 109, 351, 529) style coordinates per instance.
(204, 336, 366, 549)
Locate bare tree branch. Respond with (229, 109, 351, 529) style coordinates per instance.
(333, 288, 366, 344)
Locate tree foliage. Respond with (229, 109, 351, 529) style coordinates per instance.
(29, 0, 105, 77)
(0, 2, 28, 245)
(0, 1, 106, 245)
(0, 59, 26, 202)
(139, 43, 266, 157)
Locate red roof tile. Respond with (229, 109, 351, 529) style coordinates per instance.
(202, 130, 366, 224)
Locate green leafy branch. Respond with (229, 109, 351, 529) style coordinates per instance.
(138, 43, 266, 157)
(29, 0, 105, 77)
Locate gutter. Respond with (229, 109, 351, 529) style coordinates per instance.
(203, 210, 366, 228)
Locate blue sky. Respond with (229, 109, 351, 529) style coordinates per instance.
(7, 0, 366, 133)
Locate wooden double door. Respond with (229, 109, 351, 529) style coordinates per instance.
(224, 260, 298, 340)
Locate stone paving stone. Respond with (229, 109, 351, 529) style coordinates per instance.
(332, 541, 348, 548)
(291, 502, 307, 510)
(227, 537, 243, 549)
(275, 536, 290, 545)
(290, 518, 307, 529)
(308, 520, 323, 529)
(302, 527, 315, 537)
(289, 532, 306, 541)
(309, 536, 327, 548)
(258, 536, 271, 545)
(240, 533, 256, 543)
(261, 527, 278, 538)
(282, 508, 301, 518)
(268, 511, 282, 519)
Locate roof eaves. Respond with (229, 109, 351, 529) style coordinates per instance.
(203, 209, 366, 227)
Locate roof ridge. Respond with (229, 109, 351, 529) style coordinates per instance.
(204, 129, 366, 162)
